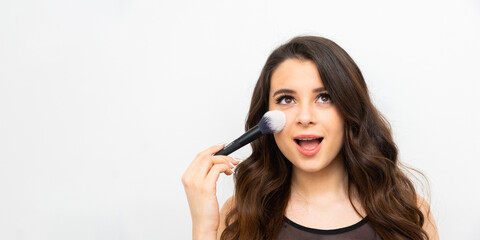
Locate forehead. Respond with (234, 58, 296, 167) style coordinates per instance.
(270, 58, 323, 92)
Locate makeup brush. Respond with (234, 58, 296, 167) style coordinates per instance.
(214, 110, 286, 156)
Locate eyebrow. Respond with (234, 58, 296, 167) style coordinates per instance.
(272, 87, 326, 97)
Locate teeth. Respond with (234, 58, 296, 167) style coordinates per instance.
(298, 138, 317, 140)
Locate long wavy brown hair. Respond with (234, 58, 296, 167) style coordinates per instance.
(221, 36, 428, 240)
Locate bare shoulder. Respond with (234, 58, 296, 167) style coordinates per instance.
(217, 196, 235, 240)
(416, 194, 439, 240)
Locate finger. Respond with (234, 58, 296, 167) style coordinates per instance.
(204, 163, 233, 187)
(184, 144, 225, 176)
(200, 144, 226, 158)
(224, 156, 241, 165)
(196, 155, 236, 178)
(208, 155, 239, 168)
(183, 160, 233, 189)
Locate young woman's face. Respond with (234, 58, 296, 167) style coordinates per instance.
(268, 58, 344, 173)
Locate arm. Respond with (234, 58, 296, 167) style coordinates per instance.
(217, 196, 235, 240)
(182, 144, 239, 240)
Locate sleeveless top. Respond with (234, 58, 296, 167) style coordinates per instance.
(277, 216, 382, 240)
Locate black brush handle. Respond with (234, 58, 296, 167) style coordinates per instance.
(214, 125, 263, 156)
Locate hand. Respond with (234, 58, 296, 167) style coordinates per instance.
(182, 144, 239, 239)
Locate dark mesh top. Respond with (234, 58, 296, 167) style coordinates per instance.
(277, 217, 382, 240)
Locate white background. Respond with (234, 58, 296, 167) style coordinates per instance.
(1, 0, 479, 239)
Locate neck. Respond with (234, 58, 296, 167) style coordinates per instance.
(290, 153, 349, 203)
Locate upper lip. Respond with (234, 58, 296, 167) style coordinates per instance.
(294, 134, 323, 140)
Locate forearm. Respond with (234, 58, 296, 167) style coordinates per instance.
(192, 228, 217, 240)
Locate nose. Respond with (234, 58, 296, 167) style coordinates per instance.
(296, 103, 317, 127)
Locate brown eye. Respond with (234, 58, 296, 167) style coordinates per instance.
(276, 95, 295, 105)
(317, 93, 332, 103)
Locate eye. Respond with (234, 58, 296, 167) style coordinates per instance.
(316, 93, 332, 103)
(275, 95, 295, 105)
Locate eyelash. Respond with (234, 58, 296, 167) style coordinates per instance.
(275, 93, 332, 104)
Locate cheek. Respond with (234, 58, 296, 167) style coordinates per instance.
(331, 118, 344, 135)
(273, 130, 289, 147)
(327, 114, 345, 146)
(326, 108, 344, 129)
(273, 133, 295, 163)
(321, 110, 344, 140)
(273, 124, 293, 154)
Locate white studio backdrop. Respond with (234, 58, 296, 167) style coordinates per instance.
(1, 0, 479, 239)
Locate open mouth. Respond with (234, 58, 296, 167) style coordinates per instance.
(294, 137, 324, 150)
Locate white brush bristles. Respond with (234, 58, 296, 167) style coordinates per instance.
(262, 110, 286, 133)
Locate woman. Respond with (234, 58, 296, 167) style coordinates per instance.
(182, 36, 438, 239)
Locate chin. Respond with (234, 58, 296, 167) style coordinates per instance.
(290, 156, 332, 173)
